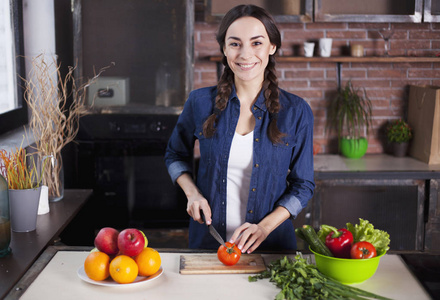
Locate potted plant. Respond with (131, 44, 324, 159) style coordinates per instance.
(327, 80, 373, 159)
(386, 119, 412, 157)
(0, 146, 49, 232)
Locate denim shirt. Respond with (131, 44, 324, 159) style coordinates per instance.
(165, 86, 315, 251)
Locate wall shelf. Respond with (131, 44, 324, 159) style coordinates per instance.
(209, 55, 440, 90)
(209, 56, 440, 63)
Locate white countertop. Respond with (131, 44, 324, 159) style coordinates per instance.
(19, 251, 432, 300)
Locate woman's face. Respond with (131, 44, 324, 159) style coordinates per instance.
(223, 17, 276, 86)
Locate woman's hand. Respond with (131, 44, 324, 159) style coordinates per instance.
(187, 193, 212, 225)
(176, 173, 212, 225)
(229, 223, 268, 254)
(230, 206, 291, 253)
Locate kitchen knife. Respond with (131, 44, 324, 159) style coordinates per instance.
(200, 210, 227, 247)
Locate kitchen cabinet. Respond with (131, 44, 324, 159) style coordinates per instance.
(204, 0, 313, 22)
(201, 0, 431, 23)
(309, 155, 440, 253)
(314, 0, 423, 23)
(424, 0, 440, 22)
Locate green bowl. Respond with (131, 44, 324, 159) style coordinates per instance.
(339, 137, 368, 159)
(310, 247, 386, 284)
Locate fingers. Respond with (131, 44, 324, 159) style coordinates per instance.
(186, 197, 211, 225)
(231, 223, 267, 254)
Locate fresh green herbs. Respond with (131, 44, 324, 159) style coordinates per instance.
(249, 253, 392, 300)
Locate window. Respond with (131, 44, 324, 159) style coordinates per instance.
(0, 0, 27, 135)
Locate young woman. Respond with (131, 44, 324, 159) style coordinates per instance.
(165, 5, 315, 253)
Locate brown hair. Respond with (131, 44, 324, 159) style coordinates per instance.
(202, 4, 285, 144)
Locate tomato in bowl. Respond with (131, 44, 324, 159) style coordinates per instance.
(310, 246, 386, 284)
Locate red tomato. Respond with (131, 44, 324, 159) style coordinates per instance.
(217, 242, 241, 266)
(350, 241, 377, 259)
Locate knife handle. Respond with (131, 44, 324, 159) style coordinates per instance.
(200, 210, 206, 224)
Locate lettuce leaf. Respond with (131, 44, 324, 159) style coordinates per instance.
(346, 218, 391, 253)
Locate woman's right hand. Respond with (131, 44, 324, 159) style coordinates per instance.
(176, 173, 212, 225)
(187, 193, 212, 225)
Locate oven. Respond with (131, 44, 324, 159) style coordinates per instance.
(67, 114, 189, 231)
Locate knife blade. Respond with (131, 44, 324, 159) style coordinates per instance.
(200, 210, 227, 247)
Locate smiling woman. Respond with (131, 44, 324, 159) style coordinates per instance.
(0, 0, 27, 135)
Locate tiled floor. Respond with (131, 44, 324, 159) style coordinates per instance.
(144, 227, 440, 299)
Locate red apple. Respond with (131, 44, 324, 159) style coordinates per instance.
(117, 228, 145, 256)
(94, 227, 119, 255)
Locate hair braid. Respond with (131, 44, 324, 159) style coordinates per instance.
(202, 58, 233, 137)
(264, 56, 285, 144)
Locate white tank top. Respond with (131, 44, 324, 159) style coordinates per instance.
(226, 131, 253, 241)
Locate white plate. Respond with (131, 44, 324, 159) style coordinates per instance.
(77, 266, 163, 287)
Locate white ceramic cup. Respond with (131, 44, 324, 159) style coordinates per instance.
(319, 38, 333, 57)
(304, 42, 315, 57)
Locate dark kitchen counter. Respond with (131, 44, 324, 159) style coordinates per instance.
(314, 154, 440, 179)
(0, 189, 92, 299)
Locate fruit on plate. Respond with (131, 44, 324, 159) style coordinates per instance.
(84, 251, 110, 281)
(217, 242, 241, 266)
(350, 241, 377, 259)
(141, 230, 148, 248)
(94, 227, 119, 256)
(135, 247, 161, 276)
(118, 228, 145, 257)
(109, 255, 139, 284)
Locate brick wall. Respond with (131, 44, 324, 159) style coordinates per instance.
(193, 21, 440, 154)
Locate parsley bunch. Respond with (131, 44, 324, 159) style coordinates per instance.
(249, 253, 391, 300)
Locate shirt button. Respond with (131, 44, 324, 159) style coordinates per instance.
(252, 188, 256, 192)
(199, 132, 203, 136)
(222, 223, 225, 227)
(248, 210, 253, 214)
(255, 163, 259, 167)
(222, 202, 225, 205)
(222, 179, 225, 183)
(229, 132, 233, 136)
(253, 107, 257, 110)
(285, 143, 289, 146)
(255, 138, 259, 142)
(258, 116, 262, 120)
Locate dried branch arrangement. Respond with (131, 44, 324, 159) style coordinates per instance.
(22, 54, 109, 200)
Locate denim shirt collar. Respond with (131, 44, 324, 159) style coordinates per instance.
(228, 84, 268, 112)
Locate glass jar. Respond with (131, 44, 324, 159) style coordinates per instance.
(0, 174, 11, 257)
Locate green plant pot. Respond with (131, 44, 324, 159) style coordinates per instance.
(339, 137, 368, 159)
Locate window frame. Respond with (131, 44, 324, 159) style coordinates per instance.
(0, 0, 27, 135)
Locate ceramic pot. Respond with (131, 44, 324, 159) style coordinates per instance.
(9, 186, 42, 232)
(392, 142, 409, 157)
(340, 137, 368, 159)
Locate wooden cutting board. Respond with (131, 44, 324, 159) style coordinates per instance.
(179, 254, 266, 274)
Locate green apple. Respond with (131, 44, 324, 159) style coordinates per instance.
(141, 230, 148, 248)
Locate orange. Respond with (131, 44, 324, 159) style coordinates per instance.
(84, 251, 110, 281)
(134, 247, 161, 276)
(109, 255, 138, 284)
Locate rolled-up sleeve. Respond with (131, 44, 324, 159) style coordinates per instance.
(164, 92, 197, 184)
(276, 101, 315, 218)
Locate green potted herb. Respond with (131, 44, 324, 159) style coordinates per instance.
(386, 119, 412, 157)
(327, 80, 373, 159)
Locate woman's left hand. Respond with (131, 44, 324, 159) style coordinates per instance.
(229, 223, 269, 254)
(229, 206, 291, 253)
